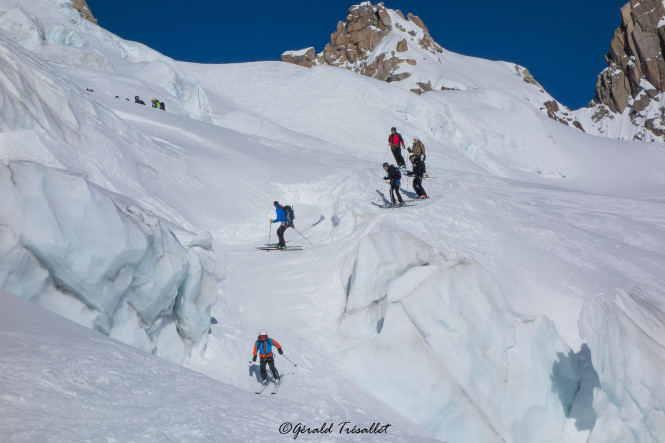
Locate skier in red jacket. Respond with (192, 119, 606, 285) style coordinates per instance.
(388, 127, 406, 169)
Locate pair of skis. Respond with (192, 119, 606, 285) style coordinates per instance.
(255, 379, 281, 395)
(255, 245, 303, 251)
(371, 196, 433, 209)
(371, 201, 416, 209)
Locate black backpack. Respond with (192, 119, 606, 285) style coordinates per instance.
(391, 166, 401, 181)
(283, 205, 295, 226)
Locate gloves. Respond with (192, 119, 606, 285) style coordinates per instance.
(407, 147, 412, 153)
(252, 355, 257, 362)
(270, 219, 273, 224)
(383, 177, 388, 181)
(278, 348, 283, 355)
(290, 223, 295, 229)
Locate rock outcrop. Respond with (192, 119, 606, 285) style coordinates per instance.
(283, 2, 583, 130)
(282, 2, 442, 90)
(582, 0, 665, 142)
(72, 0, 97, 24)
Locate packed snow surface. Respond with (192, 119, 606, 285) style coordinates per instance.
(0, 289, 435, 442)
(1, 0, 665, 442)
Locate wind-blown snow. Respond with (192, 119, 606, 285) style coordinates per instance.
(1, 0, 665, 442)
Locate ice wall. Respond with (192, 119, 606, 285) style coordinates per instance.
(580, 288, 665, 442)
(0, 161, 218, 363)
(339, 231, 580, 442)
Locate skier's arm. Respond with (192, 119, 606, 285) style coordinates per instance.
(271, 339, 283, 354)
(273, 207, 286, 223)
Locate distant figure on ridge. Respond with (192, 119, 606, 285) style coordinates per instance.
(134, 96, 146, 105)
(270, 201, 295, 250)
(159, 101, 165, 111)
(388, 127, 406, 169)
(383, 162, 404, 206)
(151, 98, 160, 108)
(250, 329, 282, 387)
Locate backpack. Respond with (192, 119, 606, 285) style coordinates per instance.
(392, 166, 401, 180)
(283, 205, 295, 226)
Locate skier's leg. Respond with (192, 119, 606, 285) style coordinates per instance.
(393, 183, 403, 203)
(391, 147, 401, 165)
(414, 178, 423, 197)
(417, 178, 427, 198)
(259, 359, 268, 381)
(395, 150, 406, 168)
(267, 357, 280, 380)
(277, 225, 286, 247)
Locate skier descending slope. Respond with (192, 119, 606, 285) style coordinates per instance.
(388, 127, 407, 168)
(383, 163, 404, 206)
(269, 201, 294, 249)
(251, 330, 282, 389)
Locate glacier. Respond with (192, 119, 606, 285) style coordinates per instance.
(1, 0, 664, 441)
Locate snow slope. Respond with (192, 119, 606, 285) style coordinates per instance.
(1, 1, 665, 442)
(0, 289, 435, 442)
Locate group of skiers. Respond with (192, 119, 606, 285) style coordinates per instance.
(249, 128, 430, 388)
(132, 95, 165, 111)
(384, 126, 428, 205)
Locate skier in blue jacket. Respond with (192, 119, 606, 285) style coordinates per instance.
(270, 201, 291, 249)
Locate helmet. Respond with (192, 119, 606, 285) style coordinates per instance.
(383, 162, 389, 168)
(259, 329, 267, 337)
(413, 136, 419, 141)
(273, 201, 279, 207)
(135, 96, 139, 100)
(390, 127, 396, 132)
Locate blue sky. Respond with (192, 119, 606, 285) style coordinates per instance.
(87, 0, 627, 110)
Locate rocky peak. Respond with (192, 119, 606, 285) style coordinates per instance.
(282, 2, 443, 92)
(586, 0, 665, 141)
(282, 2, 583, 131)
(71, 0, 97, 24)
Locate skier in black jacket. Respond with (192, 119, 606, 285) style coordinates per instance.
(409, 155, 428, 199)
(383, 162, 404, 205)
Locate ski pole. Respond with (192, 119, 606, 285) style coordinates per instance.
(292, 226, 313, 244)
(382, 146, 390, 163)
(282, 354, 298, 367)
(268, 221, 272, 244)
